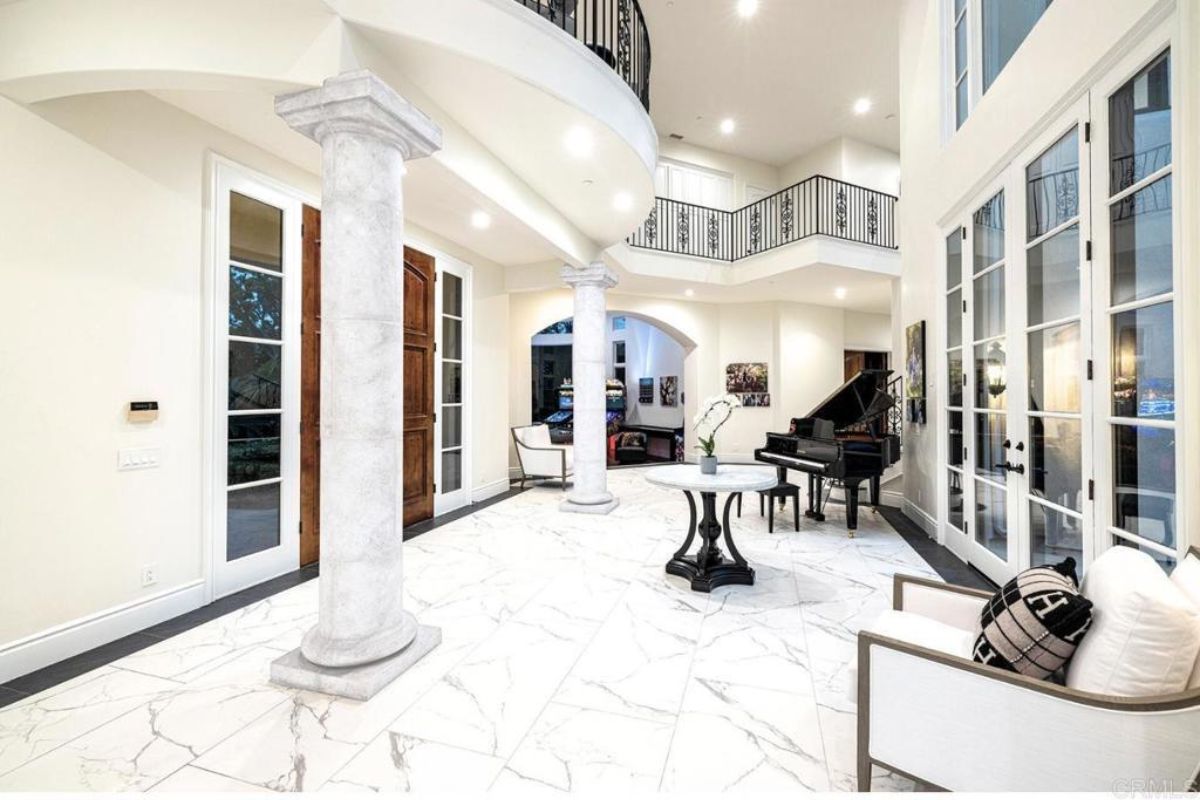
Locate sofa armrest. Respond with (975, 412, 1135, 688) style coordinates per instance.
(513, 443, 567, 478)
(893, 574, 992, 632)
(858, 632, 1200, 791)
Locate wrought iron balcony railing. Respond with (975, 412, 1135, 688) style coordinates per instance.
(511, 0, 651, 111)
(627, 175, 898, 262)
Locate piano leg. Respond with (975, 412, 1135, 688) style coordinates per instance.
(845, 479, 861, 538)
(805, 474, 826, 522)
(869, 476, 881, 513)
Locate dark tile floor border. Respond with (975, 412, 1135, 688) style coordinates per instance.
(877, 506, 996, 592)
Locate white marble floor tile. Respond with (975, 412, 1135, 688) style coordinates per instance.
(322, 731, 505, 792)
(661, 677, 829, 792)
(494, 702, 674, 793)
(149, 765, 274, 792)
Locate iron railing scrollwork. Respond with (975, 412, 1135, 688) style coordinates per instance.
(887, 374, 903, 447)
(627, 175, 898, 261)
(511, 0, 652, 110)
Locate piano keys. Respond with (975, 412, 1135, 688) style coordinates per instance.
(753, 369, 899, 537)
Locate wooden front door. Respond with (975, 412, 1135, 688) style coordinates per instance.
(402, 247, 436, 526)
(300, 205, 321, 566)
(298, 225, 438, 564)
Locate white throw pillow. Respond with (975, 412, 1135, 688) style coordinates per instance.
(1067, 547, 1200, 697)
(1170, 553, 1200, 688)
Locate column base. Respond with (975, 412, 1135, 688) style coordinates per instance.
(560, 494, 620, 515)
(270, 624, 441, 701)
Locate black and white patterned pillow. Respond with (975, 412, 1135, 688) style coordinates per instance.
(972, 558, 1094, 680)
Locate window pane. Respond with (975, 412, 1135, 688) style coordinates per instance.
(956, 76, 969, 130)
(948, 411, 963, 467)
(614, 341, 626, 363)
(1026, 128, 1079, 240)
(946, 230, 963, 288)
(229, 266, 282, 339)
(442, 361, 462, 404)
(948, 470, 964, 530)
(947, 289, 963, 349)
(954, 17, 968, 78)
(442, 405, 462, 449)
(228, 415, 281, 486)
(973, 266, 1005, 340)
(442, 449, 462, 493)
(1031, 502, 1083, 568)
(230, 192, 283, 271)
(443, 317, 462, 361)
(973, 192, 1005, 273)
(229, 341, 281, 410)
(975, 340, 1006, 410)
(1112, 301, 1174, 419)
(982, 0, 1052, 92)
(1027, 223, 1079, 325)
(443, 273, 463, 317)
(975, 413, 1006, 479)
(1029, 322, 1080, 413)
(975, 478, 1008, 559)
(1113, 424, 1176, 548)
(954, 0, 967, 16)
(1111, 176, 1173, 304)
(1030, 417, 1082, 512)
(1109, 51, 1171, 195)
(948, 348, 963, 407)
(227, 482, 280, 561)
(1113, 537, 1176, 572)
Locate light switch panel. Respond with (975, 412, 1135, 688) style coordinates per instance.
(118, 447, 160, 471)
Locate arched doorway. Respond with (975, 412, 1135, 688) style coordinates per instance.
(530, 312, 691, 466)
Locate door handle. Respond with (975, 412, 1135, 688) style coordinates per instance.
(994, 461, 1027, 475)
(1014, 441, 1025, 452)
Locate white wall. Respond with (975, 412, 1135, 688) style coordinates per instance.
(845, 310, 894, 352)
(656, 138, 779, 207)
(618, 316, 687, 429)
(0, 90, 513, 660)
(780, 137, 901, 196)
(897, 0, 1200, 553)
(508, 290, 888, 464)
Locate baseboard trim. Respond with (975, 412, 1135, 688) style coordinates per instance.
(880, 489, 904, 509)
(902, 499, 938, 539)
(472, 478, 511, 504)
(0, 579, 206, 684)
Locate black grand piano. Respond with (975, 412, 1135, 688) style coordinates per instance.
(754, 369, 900, 537)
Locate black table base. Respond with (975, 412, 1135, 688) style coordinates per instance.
(666, 490, 755, 592)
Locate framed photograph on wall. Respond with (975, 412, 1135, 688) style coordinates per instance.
(726, 362, 769, 406)
(659, 376, 678, 406)
(905, 320, 926, 424)
(638, 377, 654, 404)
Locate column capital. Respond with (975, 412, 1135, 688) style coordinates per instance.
(561, 261, 618, 290)
(275, 69, 442, 159)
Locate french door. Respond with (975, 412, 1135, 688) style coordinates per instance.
(212, 164, 302, 598)
(943, 38, 1181, 583)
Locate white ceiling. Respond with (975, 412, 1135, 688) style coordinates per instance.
(640, 0, 901, 165)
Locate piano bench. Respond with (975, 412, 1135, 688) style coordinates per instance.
(737, 482, 800, 533)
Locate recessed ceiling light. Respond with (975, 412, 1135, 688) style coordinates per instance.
(853, 97, 873, 115)
(737, 0, 759, 18)
(564, 126, 595, 158)
(720, 118, 736, 135)
(684, 288, 695, 297)
(835, 286, 848, 300)
(613, 192, 634, 212)
(470, 211, 492, 230)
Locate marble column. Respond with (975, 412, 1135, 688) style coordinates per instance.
(560, 262, 620, 515)
(269, 70, 442, 700)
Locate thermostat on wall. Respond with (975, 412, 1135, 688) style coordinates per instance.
(128, 401, 159, 423)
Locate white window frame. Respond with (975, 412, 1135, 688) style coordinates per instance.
(655, 157, 735, 210)
(205, 157, 314, 601)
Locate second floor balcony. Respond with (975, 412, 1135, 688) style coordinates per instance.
(627, 175, 898, 262)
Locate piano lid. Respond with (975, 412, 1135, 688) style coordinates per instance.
(800, 369, 895, 431)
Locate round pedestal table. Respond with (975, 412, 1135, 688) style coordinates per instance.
(645, 464, 777, 592)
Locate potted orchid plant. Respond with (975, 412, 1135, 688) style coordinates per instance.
(693, 393, 741, 474)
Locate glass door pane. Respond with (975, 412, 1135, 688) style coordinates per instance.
(440, 272, 465, 498)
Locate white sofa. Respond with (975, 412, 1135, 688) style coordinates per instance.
(511, 424, 573, 490)
(856, 547, 1200, 792)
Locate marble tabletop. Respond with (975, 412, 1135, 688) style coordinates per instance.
(645, 464, 778, 493)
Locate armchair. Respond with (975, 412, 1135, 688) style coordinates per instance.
(857, 571, 1200, 792)
(511, 424, 574, 490)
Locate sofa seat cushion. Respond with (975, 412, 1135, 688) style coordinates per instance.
(972, 558, 1093, 681)
(1169, 553, 1200, 688)
(1067, 547, 1200, 697)
(864, 609, 977, 659)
